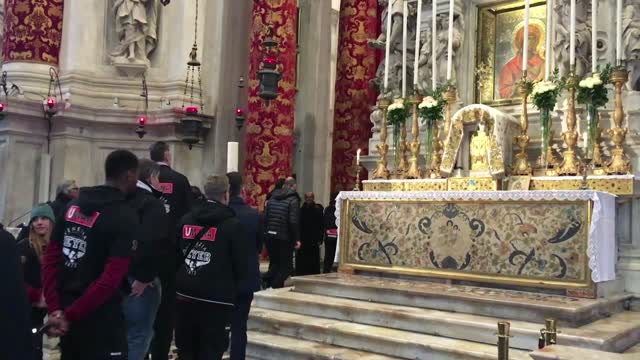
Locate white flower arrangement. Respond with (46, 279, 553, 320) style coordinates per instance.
(531, 80, 557, 96)
(418, 96, 438, 109)
(387, 98, 405, 112)
(579, 73, 603, 89)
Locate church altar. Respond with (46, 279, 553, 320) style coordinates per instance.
(335, 190, 617, 297)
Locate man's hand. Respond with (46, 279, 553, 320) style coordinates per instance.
(130, 280, 151, 297)
(46, 311, 69, 337)
(294, 241, 301, 250)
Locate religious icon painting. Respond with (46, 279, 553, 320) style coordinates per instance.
(475, 0, 548, 105)
(507, 175, 531, 191)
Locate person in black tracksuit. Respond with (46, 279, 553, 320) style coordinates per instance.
(149, 141, 193, 360)
(263, 177, 300, 289)
(1, 223, 34, 360)
(175, 175, 248, 360)
(17, 204, 56, 360)
(123, 159, 170, 360)
(42, 150, 139, 360)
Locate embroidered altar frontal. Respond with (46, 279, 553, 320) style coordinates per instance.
(337, 192, 614, 290)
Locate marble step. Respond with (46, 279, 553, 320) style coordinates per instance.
(246, 331, 402, 360)
(253, 287, 640, 352)
(292, 273, 632, 327)
(248, 308, 532, 360)
(529, 345, 638, 360)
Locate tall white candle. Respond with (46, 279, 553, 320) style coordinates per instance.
(413, 0, 423, 86)
(402, 0, 408, 97)
(545, 0, 553, 79)
(446, 0, 454, 80)
(616, 0, 622, 63)
(356, 148, 361, 164)
(591, 0, 597, 73)
(227, 142, 239, 173)
(432, 0, 437, 90)
(570, 0, 576, 67)
(522, 0, 531, 71)
(384, 0, 392, 91)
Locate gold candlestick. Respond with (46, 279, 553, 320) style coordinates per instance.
(606, 68, 631, 174)
(429, 123, 443, 178)
(395, 119, 410, 179)
(406, 93, 422, 179)
(353, 163, 361, 191)
(592, 125, 606, 174)
(512, 74, 532, 175)
(443, 85, 457, 141)
(372, 98, 391, 179)
(558, 72, 580, 175)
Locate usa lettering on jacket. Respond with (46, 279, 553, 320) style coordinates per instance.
(182, 225, 217, 241)
(62, 206, 100, 268)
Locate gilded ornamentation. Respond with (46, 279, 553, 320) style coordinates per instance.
(529, 176, 634, 195)
(447, 177, 500, 191)
(344, 200, 589, 287)
(3, 0, 64, 64)
(558, 73, 580, 175)
(362, 179, 448, 192)
(606, 69, 632, 175)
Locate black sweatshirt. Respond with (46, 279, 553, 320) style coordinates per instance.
(176, 201, 248, 306)
(126, 181, 169, 284)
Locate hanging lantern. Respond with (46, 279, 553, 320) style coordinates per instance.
(258, 27, 281, 102)
(135, 75, 149, 139)
(235, 107, 245, 130)
(180, 0, 205, 150)
(136, 116, 147, 139)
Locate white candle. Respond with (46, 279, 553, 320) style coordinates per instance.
(227, 142, 239, 173)
(582, 131, 587, 150)
(545, 0, 553, 79)
(432, 0, 437, 90)
(446, 0, 454, 80)
(523, 0, 531, 71)
(384, 0, 392, 91)
(402, 0, 408, 97)
(591, 0, 597, 73)
(570, 0, 576, 67)
(413, 0, 423, 87)
(356, 148, 361, 164)
(616, 0, 622, 63)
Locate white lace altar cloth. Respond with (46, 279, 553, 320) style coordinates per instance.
(335, 190, 616, 283)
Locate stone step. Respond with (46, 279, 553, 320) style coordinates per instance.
(246, 331, 402, 360)
(292, 273, 632, 327)
(529, 345, 637, 360)
(253, 287, 640, 352)
(248, 308, 532, 360)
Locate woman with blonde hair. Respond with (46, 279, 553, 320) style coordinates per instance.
(17, 203, 56, 360)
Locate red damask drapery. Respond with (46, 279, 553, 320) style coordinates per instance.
(330, 0, 379, 193)
(243, 0, 298, 210)
(3, 0, 64, 64)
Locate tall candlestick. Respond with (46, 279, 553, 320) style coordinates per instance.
(384, 0, 392, 91)
(446, 0, 454, 80)
(616, 0, 622, 64)
(591, 0, 597, 73)
(227, 142, 239, 173)
(402, 0, 408, 97)
(545, 0, 553, 79)
(432, 0, 437, 90)
(522, 0, 531, 71)
(413, 0, 423, 86)
(570, 0, 576, 67)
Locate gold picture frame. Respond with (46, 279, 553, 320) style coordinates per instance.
(475, 0, 548, 106)
(507, 175, 531, 190)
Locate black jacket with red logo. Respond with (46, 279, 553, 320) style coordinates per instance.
(176, 201, 248, 306)
(42, 186, 137, 323)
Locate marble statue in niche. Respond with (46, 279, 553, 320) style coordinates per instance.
(417, 22, 433, 94)
(553, 0, 590, 77)
(110, 0, 159, 66)
(622, 2, 640, 90)
(434, 12, 464, 86)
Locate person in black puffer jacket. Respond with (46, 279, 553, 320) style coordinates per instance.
(263, 177, 300, 288)
(175, 175, 248, 360)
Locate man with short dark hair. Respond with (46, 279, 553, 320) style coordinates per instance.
(42, 149, 139, 359)
(124, 159, 169, 360)
(149, 141, 193, 360)
(226, 172, 263, 360)
(297, 192, 324, 276)
(264, 176, 300, 288)
(175, 175, 248, 360)
(323, 193, 339, 273)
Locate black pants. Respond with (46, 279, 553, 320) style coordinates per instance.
(262, 235, 277, 286)
(149, 269, 176, 360)
(175, 300, 231, 360)
(324, 237, 337, 273)
(60, 303, 127, 360)
(268, 237, 293, 289)
(296, 244, 320, 276)
(230, 292, 253, 360)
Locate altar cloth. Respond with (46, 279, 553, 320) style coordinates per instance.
(335, 190, 616, 284)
